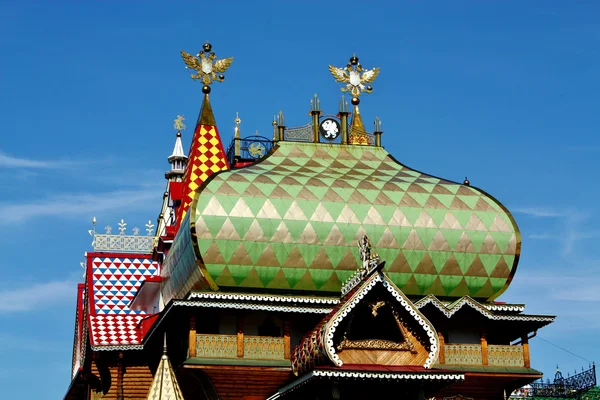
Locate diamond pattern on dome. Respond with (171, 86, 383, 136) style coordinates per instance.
(188, 142, 519, 300)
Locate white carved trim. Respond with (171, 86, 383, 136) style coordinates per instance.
(313, 369, 465, 380)
(381, 278, 439, 369)
(173, 300, 333, 314)
(322, 273, 439, 369)
(187, 291, 338, 305)
(91, 344, 144, 351)
(415, 296, 554, 323)
(268, 369, 465, 399)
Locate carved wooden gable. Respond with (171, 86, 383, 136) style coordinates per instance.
(292, 271, 439, 375)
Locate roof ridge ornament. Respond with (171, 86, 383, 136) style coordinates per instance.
(329, 54, 380, 105)
(173, 115, 186, 132)
(181, 41, 233, 94)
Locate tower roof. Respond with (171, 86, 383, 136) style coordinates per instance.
(175, 43, 231, 226)
(146, 338, 185, 400)
(168, 131, 187, 162)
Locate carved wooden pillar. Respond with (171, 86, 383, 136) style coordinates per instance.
(188, 315, 197, 358)
(522, 335, 531, 368)
(283, 320, 291, 359)
(237, 314, 245, 358)
(438, 331, 445, 365)
(481, 331, 489, 366)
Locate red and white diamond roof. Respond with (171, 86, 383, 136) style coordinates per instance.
(87, 255, 159, 348)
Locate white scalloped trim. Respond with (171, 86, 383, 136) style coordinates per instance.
(187, 292, 339, 305)
(173, 300, 333, 314)
(270, 369, 465, 399)
(313, 370, 465, 380)
(381, 279, 439, 369)
(322, 273, 439, 369)
(415, 296, 554, 322)
(484, 304, 525, 312)
(91, 344, 144, 351)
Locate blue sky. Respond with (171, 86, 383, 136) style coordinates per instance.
(1, 1, 599, 398)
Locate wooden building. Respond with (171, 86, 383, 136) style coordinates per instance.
(64, 43, 556, 400)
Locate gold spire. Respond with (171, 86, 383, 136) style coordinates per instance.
(181, 42, 233, 126)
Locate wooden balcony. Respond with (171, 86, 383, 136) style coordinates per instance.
(440, 343, 528, 368)
(195, 334, 287, 360)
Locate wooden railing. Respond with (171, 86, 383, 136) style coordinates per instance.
(196, 334, 238, 358)
(441, 343, 527, 367)
(244, 336, 285, 360)
(444, 344, 483, 365)
(194, 334, 287, 360)
(488, 344, 524, 367)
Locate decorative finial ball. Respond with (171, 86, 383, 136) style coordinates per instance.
(202, 85, 211, 94)
(350, 55, 359, 65)
(203, 42, 212, 53)
(367, 85, 373, 91)
(463, 177, 470, 186)
(351, 97, 360, 105)
(272, 120, 277, 126)
(176, 131, 182, 137)
(219, 74, 225, 80)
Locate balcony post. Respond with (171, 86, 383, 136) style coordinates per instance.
(438, 331, 445, 365)
(522, 335, 531, 368)
(283, 320, 291, 359)
(188, 315, 197, 358)
(237, 314, 245, 358)
(481, 331, 488, 366)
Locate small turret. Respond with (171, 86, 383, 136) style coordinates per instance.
(165, 115, 188, 182)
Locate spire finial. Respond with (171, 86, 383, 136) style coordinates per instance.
(463, 176, 470, 186)
(181, 42, 233, 92)
(328, 54, 380, 98)
(234, 112, 241, 139)
(173, 115, 186, 132)
(163, 333, 168, 356)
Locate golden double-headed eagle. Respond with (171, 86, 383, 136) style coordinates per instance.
(181, 48, 233, 85)
(329, 60, 380, 98)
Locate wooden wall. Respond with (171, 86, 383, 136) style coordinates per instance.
(90, 363, 153, 399)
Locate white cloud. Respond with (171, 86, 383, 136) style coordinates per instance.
(514, 207, 566, 218)
(514, 207, 595, 256)
(0, 187, 163, 224)
(0, 151, 71, 169)
(0, 280, 77, 313)
(528, 233, 554, 240)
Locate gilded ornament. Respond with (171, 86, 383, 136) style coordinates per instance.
(329, 55, 380, 97)
(181, 42, 233, 86)
(173, 115, 186, 131)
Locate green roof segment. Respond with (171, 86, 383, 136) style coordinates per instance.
(184, 142, 520, 300)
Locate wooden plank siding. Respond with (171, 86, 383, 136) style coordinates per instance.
(90, 364, 153, 399)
